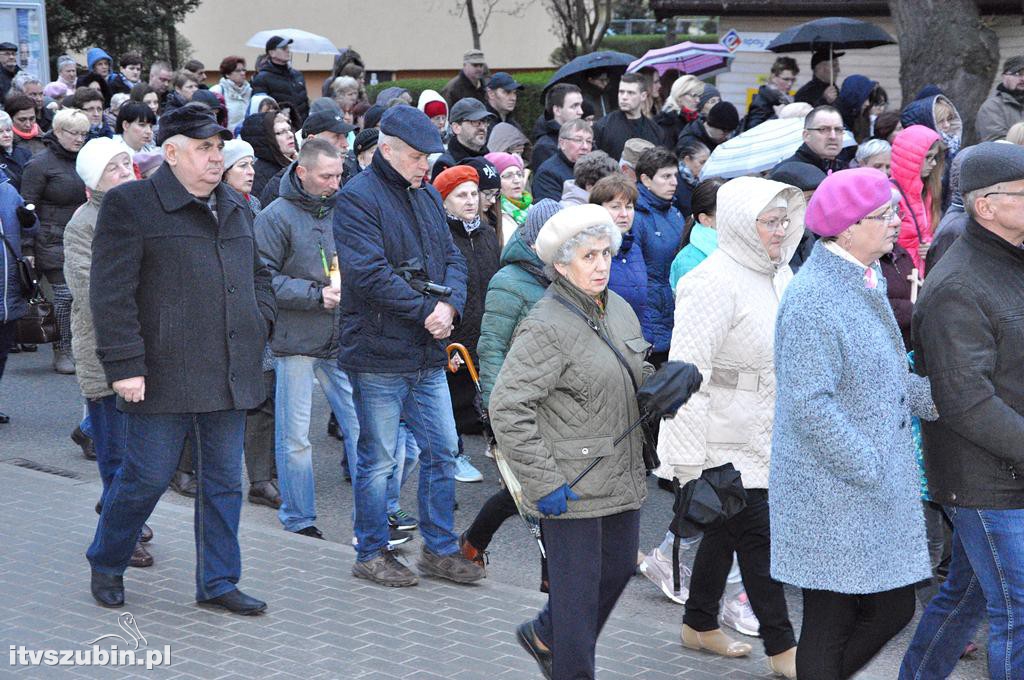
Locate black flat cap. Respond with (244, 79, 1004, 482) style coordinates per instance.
(155, 102, 232, 146)
(960, 142, 1024, 194)
(303, 110, 356, 136)
(449, 97, 496, 123)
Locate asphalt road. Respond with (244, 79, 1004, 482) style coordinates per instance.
(1, 346, 986, 679)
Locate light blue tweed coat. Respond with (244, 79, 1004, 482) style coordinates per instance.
(769, 242, 935, 594)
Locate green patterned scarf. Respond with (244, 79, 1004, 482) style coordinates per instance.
(501, 193, 533, 226)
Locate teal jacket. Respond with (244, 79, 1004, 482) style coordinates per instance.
(478, 230, 550, 409)
(670, 223, 718, 293)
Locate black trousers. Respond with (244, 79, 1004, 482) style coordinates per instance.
(796, 585, 916, 680)
(683, 488, 796, 656)
(0, 319, 14, 383)
(535, 510, 639, 680)
(465, 487, 518, 550)
(243, 370, 276, 483)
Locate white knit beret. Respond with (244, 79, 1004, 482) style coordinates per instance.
(75, 137, 131, 190)
(535, 203, 616, 264)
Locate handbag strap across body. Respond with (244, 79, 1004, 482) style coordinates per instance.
(552, 292, 640, 395)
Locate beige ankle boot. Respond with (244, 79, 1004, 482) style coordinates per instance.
(681, 624, 752, 658)
(768, 646, 797, 678)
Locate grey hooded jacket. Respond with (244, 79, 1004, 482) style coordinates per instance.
(255, 162, 340, 359)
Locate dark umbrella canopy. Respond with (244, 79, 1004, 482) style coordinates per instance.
(670, 463, 748, 539)
(543, 50, 636, 92)
(767, 17, 895, 52)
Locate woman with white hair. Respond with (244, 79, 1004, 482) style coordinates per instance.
(491, 203, 701, 679)
(854, 138, 892, 177)
(656, 75, 705, 149)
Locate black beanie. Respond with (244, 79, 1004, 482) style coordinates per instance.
(706, 101, 739, 132)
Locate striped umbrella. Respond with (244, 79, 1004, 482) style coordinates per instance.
(700, 118, 857, 180)
(627, 41, 734, 79)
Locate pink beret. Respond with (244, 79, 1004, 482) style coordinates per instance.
(805, 167, 893, 238)
(484, 151, 523, 176)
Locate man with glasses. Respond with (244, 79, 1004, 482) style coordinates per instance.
(745, 57, 799, 131)
(976, 55, 1024, 141)
(437, 98, 495, 170)
(780, 105, 849, 173)
(901, 142, 1024, 680)
(795, 49, 843, 107)
(252, 35, 309, 122)
(532, 118, 593, 202)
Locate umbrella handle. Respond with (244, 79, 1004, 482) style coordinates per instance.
(570, 410, 651, 488)
(445, 343, 479, 383)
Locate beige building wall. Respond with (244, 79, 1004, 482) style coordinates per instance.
(177, 0, 560, 76)
(713, 14, 1024, 116)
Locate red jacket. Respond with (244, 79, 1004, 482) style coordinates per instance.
(891, 124, 941, 273)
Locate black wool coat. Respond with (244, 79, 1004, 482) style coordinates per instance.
(90, 163, 276, 414)
(593, 110, 664, 161)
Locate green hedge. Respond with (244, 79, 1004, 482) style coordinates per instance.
(598, 33, 720, 57)
(367, 70, 556, 133)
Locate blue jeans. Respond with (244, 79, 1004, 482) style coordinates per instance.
(350, 368, 458, 561)
(388, 423, 420, 515)
(275, 355, 360, 532)
(87, 395, 127, 508)
(900, 505, 1024, 680)
(86, 409, 246, 600)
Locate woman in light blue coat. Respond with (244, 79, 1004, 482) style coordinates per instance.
(669, 177, 724, 292)
(770, 167, 937, 679)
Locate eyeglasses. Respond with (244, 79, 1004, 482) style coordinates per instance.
(862, 207, 902, 223)
(806, 126, 844, 136)
(275, 129, 292, 136)
(501, 170, 525, 180)
(563, 136, 593, 145)
(983, 190, 1024, 199)
(482, 189, 499, 200)
(58, 129, 88, 139)
(756, 216, 790, 232)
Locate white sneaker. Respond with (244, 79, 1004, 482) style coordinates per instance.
(639, 548, 690, 605)
(721, 591, 761, 637)
(454, 454, 483, 482)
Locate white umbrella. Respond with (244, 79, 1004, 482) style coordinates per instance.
(245, 29, 338, 55)
(700, 117, 857, 180)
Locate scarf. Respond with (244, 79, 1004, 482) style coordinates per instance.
(218, 77, 252, 103)
(501, 193, 532, 226)
(13, 123, 40, 141)
(679, 163, 699, 188)
(680, 107, 698, 123)
(447, 211, 482, 235)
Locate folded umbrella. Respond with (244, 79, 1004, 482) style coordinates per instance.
(627, 41, 734, 79)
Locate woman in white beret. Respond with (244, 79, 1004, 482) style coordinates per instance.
(490, 203, 655, 680)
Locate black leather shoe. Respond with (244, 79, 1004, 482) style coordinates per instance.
(0, 411, 9, 424)
(516, 621, 552, 679)
(169, 470, 197, 498)
(91, 570, 125, 608)
(295, 525, 324, 539)
(20, 343, 37, 352)
(71, 426, 96, 460)
(197, 589, 267, 615)
(129, 541, 153, 568)
(139, 523, 153, 543)
(248, 480, 282, 509)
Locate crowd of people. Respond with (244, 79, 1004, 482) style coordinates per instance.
(1, 36, 1023, 680)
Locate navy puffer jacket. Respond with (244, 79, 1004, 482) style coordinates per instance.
(633, 183, 685, 353)
(0, 174, 31, 322)
(333, 151, 468, 373)
(608, 229, 647, 323)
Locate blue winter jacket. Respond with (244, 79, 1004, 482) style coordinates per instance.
(633, 183, 685, 353)
(669, 223, 717, 292)
(532, 151, 574, 203)
(0, 173, 31, 323)
(333, 151, 468, 374)
(608, 229, 647, 322)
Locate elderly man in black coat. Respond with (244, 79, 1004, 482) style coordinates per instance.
(902, 142, 1024, 678)
(86, 104, 276, 615)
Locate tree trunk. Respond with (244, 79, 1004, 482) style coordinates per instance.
(466, 0, 483, 50)
(888, 0, 999, 144)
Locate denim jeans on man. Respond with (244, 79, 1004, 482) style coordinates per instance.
(899, 505, 1024, 680)
(388, 424, 420, 515)
(350, 368, 458, 561)
(275, 355, 361, 532)
(87, 409, 246, 600)
(87, 394, 128, 508)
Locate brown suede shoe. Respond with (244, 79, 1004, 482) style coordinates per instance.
(129, 542, 153, 568)
(418, 546, 485, 584)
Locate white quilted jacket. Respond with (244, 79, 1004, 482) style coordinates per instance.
(655, 177, 806, 489)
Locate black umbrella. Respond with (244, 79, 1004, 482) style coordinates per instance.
(667, 462, 748, 590)
(569, 361, 702, 488)
(543, 50, 636, 92)
(767, 17, 895, 53)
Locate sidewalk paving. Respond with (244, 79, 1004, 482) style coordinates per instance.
(0, 458, 984, 679)
(1, 461, 775, 679)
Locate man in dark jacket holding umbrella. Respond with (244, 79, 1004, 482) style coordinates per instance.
(902, 142, 1024, 679)
(334, 106, 483, 588)
(794, 49, 842, 107)
(86, 103, 277, 614)
(252, 36, 310, 122)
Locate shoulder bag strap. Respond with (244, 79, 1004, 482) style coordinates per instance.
(552, 292, 639, 395)
(890, 179, 925, 242)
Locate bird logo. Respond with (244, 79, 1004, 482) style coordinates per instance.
(84, 612, 148, 650)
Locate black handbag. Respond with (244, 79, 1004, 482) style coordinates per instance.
(15, 289, 57, 344)
(1, 229, 36, 296)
